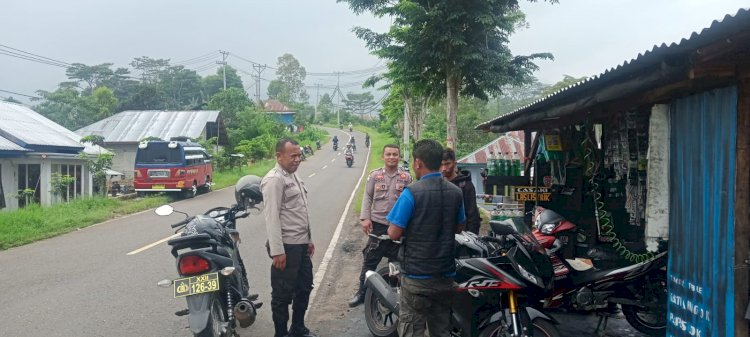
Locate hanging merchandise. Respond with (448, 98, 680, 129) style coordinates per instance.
(582, 122, 653, 263)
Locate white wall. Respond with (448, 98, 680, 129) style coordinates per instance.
(0, 156, 94, 211)
(108, 144, 137, 180)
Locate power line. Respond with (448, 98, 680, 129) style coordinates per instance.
(0, 44, 71, 67)
(174, 51, 221, 65)
(0, 49, 69, 68)
(0, 89, 41, 99)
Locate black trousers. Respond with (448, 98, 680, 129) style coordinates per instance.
(357, 222, 399, 294)
(271, 243, 313, 337)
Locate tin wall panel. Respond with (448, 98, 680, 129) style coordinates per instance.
(669, 86, 737, 337)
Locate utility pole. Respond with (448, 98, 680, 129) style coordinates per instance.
(217, 50, 229, 90)
(335, 72, 341, 127)
(252, 64, 267, 105)
(216, 50, 229, 153)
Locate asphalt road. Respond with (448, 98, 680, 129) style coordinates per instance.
(0, 128, 368, 337)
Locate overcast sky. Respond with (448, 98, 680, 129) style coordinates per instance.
(1, 0, 747, 104)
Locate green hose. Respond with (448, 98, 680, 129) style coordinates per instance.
(582, 127, 653, 263)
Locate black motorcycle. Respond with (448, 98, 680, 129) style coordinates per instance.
(156, 176, 264, 337)
(363, 222, 561, 337)
(333, 142, 339, 151)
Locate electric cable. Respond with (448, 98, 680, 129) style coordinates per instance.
(582, 125, 653, 263)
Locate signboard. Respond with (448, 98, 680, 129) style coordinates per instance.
(543, 134, 563, 151)
(513, 186, 552, 202)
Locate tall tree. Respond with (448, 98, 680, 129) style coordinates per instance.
(202, 66, 244, 98)
(206, 87, 252, 126)
(341, 0, 554, 149)
(273, 53, 308, 105)
(342, 92, 376, 116)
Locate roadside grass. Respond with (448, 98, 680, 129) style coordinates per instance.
(354, 126, 398, 214)
(212, 159, 276, 190)
(0, 159, 280, 251)
(0, 195, 168, 250)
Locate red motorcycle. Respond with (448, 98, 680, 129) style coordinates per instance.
(528, 207, 668, 336)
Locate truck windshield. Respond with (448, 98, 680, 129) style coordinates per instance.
(136, 143, 182, 164)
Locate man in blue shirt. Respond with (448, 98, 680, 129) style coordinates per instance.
(386, 139, 465, 337)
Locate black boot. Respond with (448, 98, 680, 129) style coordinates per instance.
(348, 290, 365, 308)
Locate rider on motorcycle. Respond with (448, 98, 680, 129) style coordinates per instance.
(350, 137, 357, 152)
(365, 133, 370, 148)
(348, 123, 353, 132)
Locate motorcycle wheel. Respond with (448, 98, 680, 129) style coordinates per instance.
(195, 296, 226, 337)
(479, 318, 561, 337)
(622, 271, 668, 336)
(364, 267, 400, 337)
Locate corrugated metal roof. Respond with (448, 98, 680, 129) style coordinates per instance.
(76, 110, 220, 143)
(0, 101, 84, 151)
(477, 7, 750, 131)
(264, 99, 294, 112)
(0, 134, 28, 152)
(458, 131, 525, 164)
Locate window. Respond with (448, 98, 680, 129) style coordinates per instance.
(17, 164, 41, 208)
(53, 164, 83, 202)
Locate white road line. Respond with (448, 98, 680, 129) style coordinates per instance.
(322, 165, 328, 169)
(126, 233, 180, 255)
(338, 152, 341, 156)
(308, 173, 316, 178)
(308, 139, 371, 309)
(331, 158, 336, 162)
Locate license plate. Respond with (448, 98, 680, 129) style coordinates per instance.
(174, 272, 220, 298)
(152, 185, 165, 189)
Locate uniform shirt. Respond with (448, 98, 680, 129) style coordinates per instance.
(262, 163, 311, 257)
(360, 167, 412, 226)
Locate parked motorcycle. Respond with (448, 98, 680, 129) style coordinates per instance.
(363, 222, 561, 337)
(345, 153, 354, 168)
(155, 176, 264, 337)
(529, 207, 668, 336)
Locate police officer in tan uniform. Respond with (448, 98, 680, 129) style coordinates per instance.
(262, 138, 317, 337)
(349, 144, 412, 307)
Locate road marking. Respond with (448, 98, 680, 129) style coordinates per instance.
(127, 233, 180, 255)
(331, 158, 336, 162)
(322, 165, 328, 169)
(308, 173, 316, 178)
(308, 138, 371, 310)
(338, 152, 341, 156)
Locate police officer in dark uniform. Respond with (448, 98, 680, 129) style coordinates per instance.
(348, 144, 412, 307)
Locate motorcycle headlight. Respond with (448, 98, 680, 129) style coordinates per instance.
(541, 223, 556, 235)
(517, 264, 539, 286)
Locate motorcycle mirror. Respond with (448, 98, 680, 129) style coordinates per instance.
(489, 220, 518, 236)
(154, 205, 174, 216)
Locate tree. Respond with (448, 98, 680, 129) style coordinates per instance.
(342, 92, 376, 116)
(273, 53, 308, 105)
(3, 96, 22, 104)
(267, 80, 285, 100)
(34, 86, 118, 130)
(341, 0, 554, 149)
(206, 88, 252, 126)
(203, 66, 244, 98)
(158, 65, 204, 109)
(317, 93, 335, 122)
(130, 56, 170, 83)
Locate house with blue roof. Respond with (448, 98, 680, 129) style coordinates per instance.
(0, 101, 106, 210)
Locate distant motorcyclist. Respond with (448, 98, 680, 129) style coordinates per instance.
(348, 123, 353, 132)
(365, 133, 370, 148)
(316, 140, 321, 150)
(332, 136, 339, 149)
(350, 137, 357, 152)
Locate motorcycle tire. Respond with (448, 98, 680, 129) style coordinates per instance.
(479, 317, 561, 337)
(621, 271, 668, 336)
(364, 267, 400, 337)
(195, 295, 227, 337)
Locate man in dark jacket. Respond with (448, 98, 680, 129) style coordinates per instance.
(441, 148, 481, 234)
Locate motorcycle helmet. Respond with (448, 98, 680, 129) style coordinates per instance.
(235, 175, 263, 208)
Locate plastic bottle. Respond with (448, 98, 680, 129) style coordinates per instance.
(503, 152, 511, 176)
(487, 152, 495, 176)
(512, 152, 521, 176)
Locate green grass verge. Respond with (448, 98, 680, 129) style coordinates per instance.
(0, 195, 168, 250)
(354, 126, 398, 214)
(0, 160, 279, 251)
(212, 159, 276, 190)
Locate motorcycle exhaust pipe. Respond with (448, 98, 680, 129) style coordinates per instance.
(365, 271, 400, 313)
(234, 300, 257, 328)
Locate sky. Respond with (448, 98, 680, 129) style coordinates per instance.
(0, 0, 748, 104)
